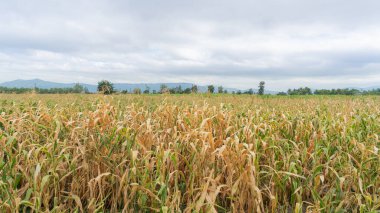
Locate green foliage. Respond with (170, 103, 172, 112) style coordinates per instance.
(183, 88, 192, 94)
(258, 81, 265, 95)
(207, 85, 215, 93)
(191, 85, 198, 93)
(169, 85, 182, 94)
(218, 86, 223, 93)
(160, 84, 169, 94)
(0, 84, 88, 94)
(97, 80, 114, 95)
(285, 88, 380, 96)
(245, 88, 254, 95)
(287, 87, 312, 95)
(133, 88, 142, 94)
(362, 88, 380, 95)
(314, 88, 360, 95)
(143, 85, 150, 94)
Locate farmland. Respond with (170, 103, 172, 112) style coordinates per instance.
(0, 94, 379, 212)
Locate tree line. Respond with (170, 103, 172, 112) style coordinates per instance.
(0, 84, 89, 94)
(1, 80, 379, 95)
(280, 87, 380, 95)
(97, 80, 267, 95)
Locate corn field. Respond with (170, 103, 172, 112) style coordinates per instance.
(0, 94, 379, 212)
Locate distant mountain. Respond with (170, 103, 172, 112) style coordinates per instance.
(362, 86, 380, 91)
(4, 79, 378, 95)
(346, 86, 380, 91)
(2, 79, 271, 93)
(0, 79, 97, 92)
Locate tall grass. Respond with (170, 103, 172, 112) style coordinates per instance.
(0, 94, 379, 212)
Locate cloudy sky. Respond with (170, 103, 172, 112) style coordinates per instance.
(1, 0, 380, 90)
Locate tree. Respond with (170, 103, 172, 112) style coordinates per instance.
(160, 84, 169, 94)
(208, 85, 215, 93)
(314, 88, 360, 95)
(177, 85, 183, 94)
(97, 80, 114, 94)
(143, 85, 150, 94)
(83, 87, 90, 94)
(247, 88, 254, 95)
(218, 86, 224, 94)
(0, 84, 92, 94)
(133, 88, 142, 94)
(363, 88, 380, 95)
(191, 85, 198, 93)
(183, 88, 192, 94)
(287, 87, 312, 95)
(170, 86, 183, 94)
(258, 81, 265, 95)
(304, 87, 312, 95)
(73, 83, 85, 93)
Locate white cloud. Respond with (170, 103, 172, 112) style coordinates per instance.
(0, 0, 379, 90)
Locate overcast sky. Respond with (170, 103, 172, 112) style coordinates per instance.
(1, 0, 380, 90)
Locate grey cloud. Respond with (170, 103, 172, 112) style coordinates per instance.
(0, 0, 380, 90)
